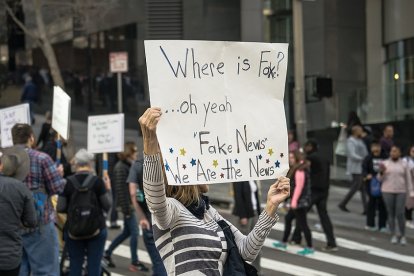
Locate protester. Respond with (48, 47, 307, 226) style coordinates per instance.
(11, 123, 66, 276)
(96, 152, 120, 228)
(104, 142, 149, 272)
(127, 157, 168, 276)
(273, 151, 313, 255)
(362, 141, 387, 231)
(232, 180, 262, 271)
(288, 130, 299, 152)
(291, 140, 337, 251)
(57, 149, 112, 276)
(21, 76, 37, 125)
(0, 150, 36, 276)
(36, 111, 52, 149)
(139, 107, 290, 275)
(380, 125, 394, 158)
(379, 145, 414, 245)
(404, 145, 414, 229)
(41, 129, 72, 177)
(339, 125, 368, 214)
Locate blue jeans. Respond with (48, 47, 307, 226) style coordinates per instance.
(143, 227, 167, 276)
(19, 222, 60, 276)
(106, 213, 139, 263)
(64, 228, 107, 276)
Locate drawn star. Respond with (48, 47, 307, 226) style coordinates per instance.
(190, 158, 197, 166)
(258, 154, 263, 160)
(182, 164, 187, 170)
(169, 148, 174, 154)
(280, 153, 284, 158)
(165, 162, 170, 171)
(275, 160, 280, 168)
(268, 148, 274, 156)
(234, 159, 239, 164)
(180, 148, 186, 156)
(213, 160, 218, 168)
(220, 173, 225, 178)
(266, 159, 270, 164)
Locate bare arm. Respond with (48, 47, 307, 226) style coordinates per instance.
(129, 182, 150, 229)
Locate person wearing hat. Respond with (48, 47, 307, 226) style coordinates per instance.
(0, 148, 37, 276)
(57, 149, 112, 276)
(11, 123, 66, 276)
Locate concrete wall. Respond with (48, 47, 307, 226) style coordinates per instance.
(384, 0, 414, 44)
(303, 0, 366, 130)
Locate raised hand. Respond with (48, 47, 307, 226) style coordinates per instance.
(265, 177, 290, 217)
(139, 107, 162, 155)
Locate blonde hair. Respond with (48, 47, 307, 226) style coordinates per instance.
(118, 141, 138, 161)
(166, 185, 202, 206)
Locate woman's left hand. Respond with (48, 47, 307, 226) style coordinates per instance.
(265, 177, 290, 217)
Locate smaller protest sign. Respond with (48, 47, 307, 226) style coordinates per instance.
(0, 103, 30, 147)
(87, 113, 124, 154)
(52, 86, 71, 140)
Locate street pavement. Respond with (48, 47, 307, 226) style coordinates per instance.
(2, 88, 414, 275)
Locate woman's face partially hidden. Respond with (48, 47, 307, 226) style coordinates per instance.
(199, 184, 209, 194)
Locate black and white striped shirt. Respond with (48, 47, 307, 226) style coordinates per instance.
(143, 154, 279, 275)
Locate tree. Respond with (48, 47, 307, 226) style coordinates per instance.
(1, 0, 117, 89)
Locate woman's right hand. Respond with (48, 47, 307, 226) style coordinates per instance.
(139, 107, 162, 155)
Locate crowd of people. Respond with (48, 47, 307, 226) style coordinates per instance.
(337, 119, 414, 245)
(1, 105, 413, 276)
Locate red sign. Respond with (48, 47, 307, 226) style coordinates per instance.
(109, 52, 128, 73)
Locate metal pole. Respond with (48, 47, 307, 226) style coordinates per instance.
(117, 72, 123, 113)
(292, 0, 307, 146)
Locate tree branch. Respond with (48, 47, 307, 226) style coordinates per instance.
(2, 1, 41, 42)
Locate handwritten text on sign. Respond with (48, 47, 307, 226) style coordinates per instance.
(145, 41, 289, 185)
(0, 104, 30, 148)
(87, 113, 124, 154)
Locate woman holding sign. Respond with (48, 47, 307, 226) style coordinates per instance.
(139, 107, 290, 275)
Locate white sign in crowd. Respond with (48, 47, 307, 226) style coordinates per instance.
(87, 113, 125, 154)
(52, 86, 71, 140)
(145, 40, 289, 185)
(0, 103, 30, 148)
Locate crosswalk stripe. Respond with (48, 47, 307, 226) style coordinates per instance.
(271, 223, 414, 265)
(106, 241, 335, 276)
(264, 238, 414, 276)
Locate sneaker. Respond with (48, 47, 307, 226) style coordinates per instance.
(129, 261, 149, 272)
(297, 247, 315, 256)
(364, 226, 376, 231)
(103, 254, 116, 268)
(338, 204, 350, 213)
(321, 245, 339, 252)
(109, 224, 121, 230)
(406, 221, 414, 229)
(272, 241, 287, 250)
(400, 236, 407, 246)
(379, 227, 389, 233)
(390, 235, 398, 244)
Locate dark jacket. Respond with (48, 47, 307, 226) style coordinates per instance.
(307, 151, 330, 192)
(113, 160, 133, 216)
(362, 154, 386, 179)
(21, 81, 37, 102)
(232, 181, 261, 219)
(41, 140, 72, 177)
(0, 175, 37, 270)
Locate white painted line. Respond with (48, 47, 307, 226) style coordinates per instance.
(264, 238, 414, 276)
(272, 223, 414, 265)
(107, 242, 335, 276)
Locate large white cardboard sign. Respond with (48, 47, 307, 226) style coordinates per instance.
(87, 114, 124, 154)
(52, 86, 71, 140)
(0, 103, 30, 147)
(145, 40, 289, 185)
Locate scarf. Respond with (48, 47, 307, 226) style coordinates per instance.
(186, 195, 210, 220)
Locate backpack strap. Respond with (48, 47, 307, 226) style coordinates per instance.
(68, 174, 96, 191)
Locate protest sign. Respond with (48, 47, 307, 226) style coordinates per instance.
(52, 86, 71, 140)
(145, 40, 289, 185)
(87, 113, 124, 154)
(0, 103, 30, 147)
